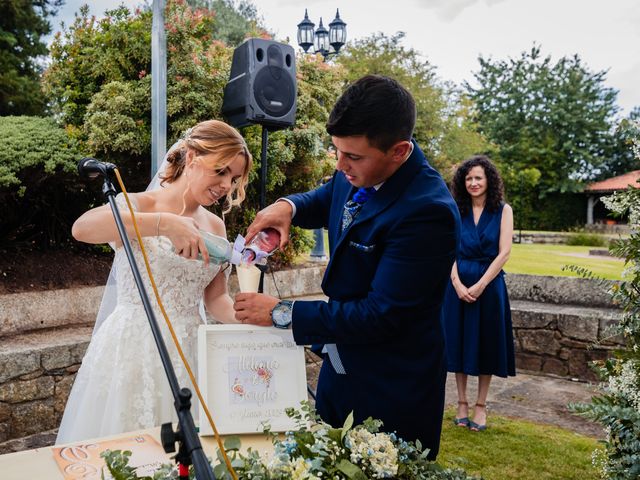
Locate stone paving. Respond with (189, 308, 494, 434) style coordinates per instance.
(443, 370, 603, 438)
(304, 358, 603, 439)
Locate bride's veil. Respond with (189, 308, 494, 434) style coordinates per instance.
(92, 139, 185, 334)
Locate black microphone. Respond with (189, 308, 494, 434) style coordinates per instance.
(78, 157, 116, 180)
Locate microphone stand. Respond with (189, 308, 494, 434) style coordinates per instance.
(97, 173, 215, 480)
(257, 126, 269, 294)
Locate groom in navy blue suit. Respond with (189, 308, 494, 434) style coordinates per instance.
(234, 75, 460, 460)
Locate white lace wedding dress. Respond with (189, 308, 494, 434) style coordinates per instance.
(56, 222, 222, 444)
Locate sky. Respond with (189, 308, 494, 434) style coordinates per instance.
(50, 0, 640, 116)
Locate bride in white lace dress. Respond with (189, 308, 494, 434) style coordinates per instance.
(56, 120, 252, 444)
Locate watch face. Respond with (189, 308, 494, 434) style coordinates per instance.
(272, 302, 292, 327)
(273, 306, 283, 324)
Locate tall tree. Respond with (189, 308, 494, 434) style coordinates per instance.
(601, 107, 640, 178)
(187, 0, 265, 46)
(0, 0, 63, 115)
(337, 32, 489, 177)
(41, 1, 340, 259)
(466, 45, 620, 196)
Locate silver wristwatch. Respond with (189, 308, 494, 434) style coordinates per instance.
(270, 300, 293, 329)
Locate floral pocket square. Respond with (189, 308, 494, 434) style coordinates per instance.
(348, 241, 376, 253)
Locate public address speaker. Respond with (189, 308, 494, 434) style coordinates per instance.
(222, 38, 297, 130)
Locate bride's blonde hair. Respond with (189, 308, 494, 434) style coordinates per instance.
(161, 120, 252, 213)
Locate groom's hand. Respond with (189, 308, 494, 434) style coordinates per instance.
(233, 293, 279, 326)
(245, 200, 292, 249)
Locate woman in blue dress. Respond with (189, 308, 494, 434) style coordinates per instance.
(442, 155, 515, 431)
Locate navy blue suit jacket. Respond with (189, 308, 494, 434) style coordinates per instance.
(287, 141, 460, 459)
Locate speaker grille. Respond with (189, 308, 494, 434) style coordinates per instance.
(253, 66, 296, 117)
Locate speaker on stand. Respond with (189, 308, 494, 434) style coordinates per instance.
(222, 38, 297, 292)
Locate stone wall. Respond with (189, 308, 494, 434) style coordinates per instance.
(512, 231, 622, 244)
(506, 274, 622, 381)
(0, 265, 326, 452)
(512, 232, 572, 244)
(0, 328, 91, 450)
(0, 268, 624, 452)
(505, 273, 616, 308)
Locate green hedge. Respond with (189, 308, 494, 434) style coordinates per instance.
(511, 192, 586, 231)
(565, 231, 608, 247)
(0, 116, 93, 248)
(0, 116, 79, 188)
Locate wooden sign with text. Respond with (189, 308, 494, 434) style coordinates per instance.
(197, 324, 307, 435)
(52, 434, 168, 479)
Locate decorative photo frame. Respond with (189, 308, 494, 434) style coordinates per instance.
(197, 324, 308, 435)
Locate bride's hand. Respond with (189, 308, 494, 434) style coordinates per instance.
(160, 213, 210, 265)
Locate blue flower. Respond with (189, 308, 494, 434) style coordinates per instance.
(352, 187, 376, 204)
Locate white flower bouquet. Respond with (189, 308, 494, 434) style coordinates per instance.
(101, 402, 478, 480)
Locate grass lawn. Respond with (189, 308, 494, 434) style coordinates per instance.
(304, 231, 625, 280)
(506, 244, 625, 280)
(438, 409, 602, 479)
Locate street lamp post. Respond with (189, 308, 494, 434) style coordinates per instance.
(297, 9, 345, 261)
(297, 9, 347, 61)
(297, 10, 345, 260)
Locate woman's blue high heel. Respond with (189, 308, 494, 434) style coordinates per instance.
(454, 417, 470, 427)
(469, 403, 488, 431)
(453, 401, 470, 427)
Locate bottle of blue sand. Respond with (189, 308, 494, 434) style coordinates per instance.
(189, 228, 280, 266)
(198, 231, 242, 265)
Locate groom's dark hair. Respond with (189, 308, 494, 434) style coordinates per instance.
(326, 75, 416, 152)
